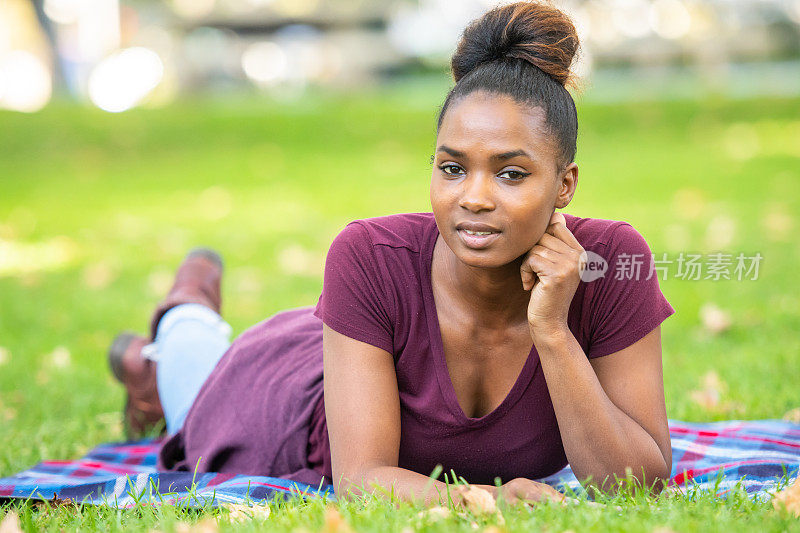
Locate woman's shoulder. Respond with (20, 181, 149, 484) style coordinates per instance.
(563, 212, 651, 254)
(564, 213, 674, 359)
(332, 212, 435, 254)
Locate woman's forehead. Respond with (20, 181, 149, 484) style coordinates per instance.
(437, 92, 553, 155)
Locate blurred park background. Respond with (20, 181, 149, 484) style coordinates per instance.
(0, 0, 799, 481)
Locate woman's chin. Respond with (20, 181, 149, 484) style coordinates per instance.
(450, 247, 516, 270)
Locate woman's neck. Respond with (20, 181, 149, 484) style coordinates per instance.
(433, 235, 530, 330)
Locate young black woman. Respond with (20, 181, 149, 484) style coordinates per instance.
(110, 1, 675, 508)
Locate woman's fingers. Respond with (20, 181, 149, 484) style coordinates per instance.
(501, 478, 567, 505)
(520, 250, 553, 291)
(546, 212, 582, 250)
(536, 232, 573, 254)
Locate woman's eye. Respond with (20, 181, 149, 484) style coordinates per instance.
(498, 170, 529, 181)
(440, 164, 463, 175)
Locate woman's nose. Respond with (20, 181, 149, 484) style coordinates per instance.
(458, 173, 495, 212)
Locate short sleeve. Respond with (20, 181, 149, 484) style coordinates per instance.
(313, 221, 394, 354)
(586, 223, 675, 359)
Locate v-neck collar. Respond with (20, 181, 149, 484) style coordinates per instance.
(419, 214, 541, 426)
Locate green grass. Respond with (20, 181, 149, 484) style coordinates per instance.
(1, 87, 799, 531)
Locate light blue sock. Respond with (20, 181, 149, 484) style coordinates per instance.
(142, 303, 232, 434)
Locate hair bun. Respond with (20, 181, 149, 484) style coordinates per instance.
(451, 1, 579, 87)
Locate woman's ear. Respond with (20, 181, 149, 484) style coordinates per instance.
(555, 162, 578, 209)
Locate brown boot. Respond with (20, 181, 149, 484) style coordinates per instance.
(108, 332, 165, 439)
(148, 247, 224, 341)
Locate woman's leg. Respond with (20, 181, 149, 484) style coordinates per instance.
(109, 247, 225, 438)
(143, 303, 233, 434)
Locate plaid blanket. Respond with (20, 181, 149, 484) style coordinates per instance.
(1, 419, 797, 508)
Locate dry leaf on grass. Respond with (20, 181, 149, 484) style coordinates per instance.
(772, 477, 800, 517)
(459, 486, 497, 515)
(689, 371, 741, 414)
(223, 502, 271, 523)
(44, 346, 71, 369)
(322, 507, 355, 533)
(457, 485, 505, 525)
(0, 512, 22, 533)
(699, 303, 732, 335)
(82, 261, 117, 289)
(173, 518, 219, 533)
(0, 346, 10, 366)
(417, 506, 452, 521)
(782, 408, 800, 424)
(416, 486, 511, 526)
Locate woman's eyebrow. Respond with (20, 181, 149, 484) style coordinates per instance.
(436, 145, 466, 158)
(436, 146, 534, 162)
(491, 149, 532, 161)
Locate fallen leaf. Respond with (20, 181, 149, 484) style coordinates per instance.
(699, 303, 732, 335)
(689, 389, 720, 411)
(456, 485, 507, 525)
(772, 477, 800, 517)
(689, 371, 726, 411)
(322, 506, 354, 533)
(48, 346, 71, 369)
(762, 208, 794, 242)
(417, 506, 452, 521)
(0, 346, 9, 366)
(783, 408, 800, 424)
(704, 215, 736, 250)
(460, 486, 497, 515)
(82, 261, 117, 290)
(223, 502, 271, 522)
(189, 518, 219, 533)
(48, 495, 75, 508)
(0, 511, 22, 533)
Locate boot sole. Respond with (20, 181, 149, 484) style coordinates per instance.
(108, 331, 140, 383)
(186, 247, 224, 271)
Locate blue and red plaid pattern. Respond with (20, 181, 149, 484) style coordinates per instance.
(539, 419, 799, 500)
(1, 419, 797, 507)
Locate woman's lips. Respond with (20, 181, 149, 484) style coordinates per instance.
(457, 228, 501, 249)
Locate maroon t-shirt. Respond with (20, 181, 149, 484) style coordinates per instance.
(159, 211, 675, 487)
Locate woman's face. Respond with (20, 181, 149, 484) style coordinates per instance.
(430, 91, 578, 269)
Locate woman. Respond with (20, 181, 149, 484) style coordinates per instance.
(109, 1, 675, 506)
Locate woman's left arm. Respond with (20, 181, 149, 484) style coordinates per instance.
(533, 324, 671, 494)
(521, 211, 672, 494)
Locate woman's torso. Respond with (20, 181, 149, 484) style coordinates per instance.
(162, 211, 671, 487)
(390, 213, 571, 483)
(430, 231, 536, 420)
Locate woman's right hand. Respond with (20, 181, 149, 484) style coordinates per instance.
(498, 478, 567, 505)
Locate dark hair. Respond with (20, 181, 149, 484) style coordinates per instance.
(437, 1, 580, 169)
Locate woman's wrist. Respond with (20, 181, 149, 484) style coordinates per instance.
(529, 320, 571, 346)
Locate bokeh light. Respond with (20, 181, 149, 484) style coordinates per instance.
(611, 0, 652, 39)
(88, 47, 163, 112)
(43, 0, 79, 25)
(242, 41, 288, 86)
(0, 50, 52, 113)
(650, 0, 692, 40)
(171, 0, 216, 20)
